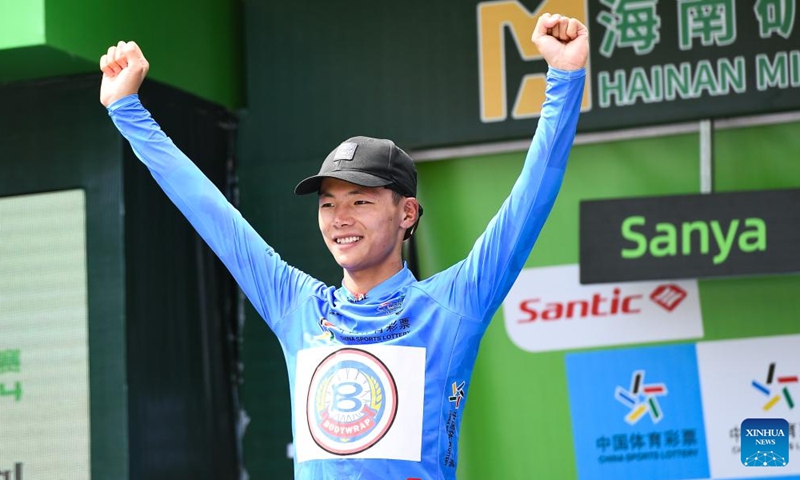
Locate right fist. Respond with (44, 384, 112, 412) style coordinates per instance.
(531, 13, 589, 72)
(99, 41, 150, 107)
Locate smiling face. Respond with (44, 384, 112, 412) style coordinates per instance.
(318, 178, 418, 291)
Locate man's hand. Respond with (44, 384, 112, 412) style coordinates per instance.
(99, 41, 150, 107)
(532, 13, 589, 72)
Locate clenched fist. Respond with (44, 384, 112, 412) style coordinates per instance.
(532, 13, 589, 72)
(99, 41, 150, 107)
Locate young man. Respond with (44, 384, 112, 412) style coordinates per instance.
(100, 13, 588, 479)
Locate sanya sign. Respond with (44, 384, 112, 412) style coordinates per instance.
(620, 216, 766, 266)
(502, 264, 703, 353)
(580, 189, 800, 284)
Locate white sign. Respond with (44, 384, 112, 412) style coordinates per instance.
(0, 190, 90, 479)
(697, 334, 800, 479)
(502, 264, 704, 352)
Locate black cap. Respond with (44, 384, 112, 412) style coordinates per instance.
(294, 136, 418, 197)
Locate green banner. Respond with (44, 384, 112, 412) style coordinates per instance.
(242, 0, 799, 165)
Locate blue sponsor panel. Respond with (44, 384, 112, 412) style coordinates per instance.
(566, 343, 710, 480)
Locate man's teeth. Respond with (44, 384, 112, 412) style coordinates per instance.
(336, 236, 361, 245)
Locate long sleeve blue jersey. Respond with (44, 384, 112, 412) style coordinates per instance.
(108, 67, 585, 480)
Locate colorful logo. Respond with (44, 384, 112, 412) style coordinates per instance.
(313, 318, 336, 342)
(752, 362, 797, 411)
(615, 370, 668, 424)
(448, 381, 465, 409)
(306, 348, 398, 455)
(740, 418, 789, 467)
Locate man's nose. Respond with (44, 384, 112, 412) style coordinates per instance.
(333, 205, 354, 227)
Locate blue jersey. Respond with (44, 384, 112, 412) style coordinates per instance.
(108, 67, 585, 479)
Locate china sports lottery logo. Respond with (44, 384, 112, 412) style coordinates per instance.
(306, 348, 398, 455)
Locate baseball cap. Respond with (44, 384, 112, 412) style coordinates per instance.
(294, 136, 423, 239)
(294, 136, 418, 197)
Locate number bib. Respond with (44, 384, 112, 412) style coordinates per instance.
(294, 345, 426, 462)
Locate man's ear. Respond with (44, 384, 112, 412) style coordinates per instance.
(401, 198, 422, 241)
(401, 198, 420, 227)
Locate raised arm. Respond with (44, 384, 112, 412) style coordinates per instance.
(100, 42, 322, 330)
(428, 14, 589, 321)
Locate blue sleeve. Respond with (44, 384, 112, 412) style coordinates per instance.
(426, 67, 585, 323)
(107, 94, 323, 331)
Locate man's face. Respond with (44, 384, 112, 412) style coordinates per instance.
(318, 178, 409, 276)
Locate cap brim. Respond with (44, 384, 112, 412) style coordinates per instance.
(294, 171, 392, 195)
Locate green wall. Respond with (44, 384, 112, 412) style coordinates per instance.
(0, 0, 242, 108)
(414, 120, 800, 480)
(0, 0, 43, 48)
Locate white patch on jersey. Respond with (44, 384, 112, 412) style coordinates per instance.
(294, 345, 426, 462)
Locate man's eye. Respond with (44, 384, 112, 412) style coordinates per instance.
(354, 200, 370, 205)
(320, 203, 333, 208)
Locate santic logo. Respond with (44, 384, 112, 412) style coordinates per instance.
(615, 370, 668, 425)
(740, 418, 789, 467)
(752, 362, 797, 411)
(502, 264, 703, 353)
(516, 283, 687, 320)
(306, 348, 398, 455)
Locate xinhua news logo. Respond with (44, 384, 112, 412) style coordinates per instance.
(741, 418, 789, 467)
